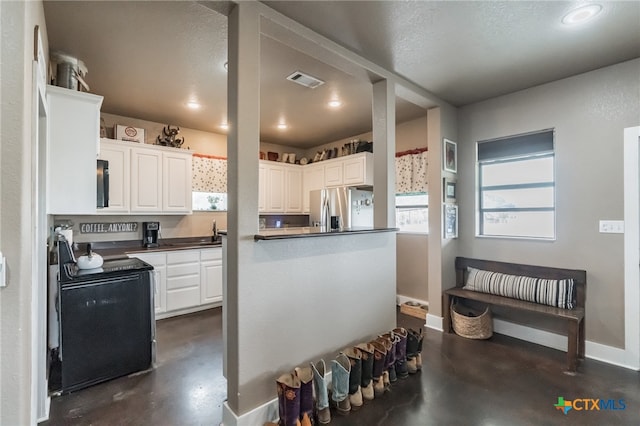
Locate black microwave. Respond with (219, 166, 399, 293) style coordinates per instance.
(97, 159, 109, 208)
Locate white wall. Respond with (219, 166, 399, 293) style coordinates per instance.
(101, 112, 228, 157)
(0, 1, 48, 424)
(457, 59, 640, 348)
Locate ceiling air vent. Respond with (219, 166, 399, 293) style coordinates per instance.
(286, 71, 325, 89)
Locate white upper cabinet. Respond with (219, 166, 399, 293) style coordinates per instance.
(163, 152, 192, 213)
(131, 147, 163, 213)
(47, 86, 103, 214)
(259, 161, 291, 213)
(343, 153, 373, 186)
(302, 163, 324, 213)
(260, 152, 372, 214)
(285, 167, 303, 213)
(323, 152, 373, 187)
(99, 138, 192, 214)
(324, 161, 343, 187)
(266, 164, 285, 212)
(98, 139, 130, 212)
(258, 163, 267, 212)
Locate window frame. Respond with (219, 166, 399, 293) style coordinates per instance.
(395, 192, 429, 234)
(477, 135, 557, 241)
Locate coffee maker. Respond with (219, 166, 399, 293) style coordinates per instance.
(142, 222, 160, 247)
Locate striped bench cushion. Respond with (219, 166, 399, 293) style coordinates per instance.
(463, 267, 575, 309)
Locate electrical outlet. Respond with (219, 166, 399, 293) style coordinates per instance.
(599, 220, 625, 234)
(0, 251, 5, 287)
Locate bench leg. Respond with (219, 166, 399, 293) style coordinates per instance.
(567, 320, 579, 374)
(442, 293, 452, 333)
(578, 318, 586, 360)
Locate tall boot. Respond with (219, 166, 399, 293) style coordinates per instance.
(375, 336, 393, 389)
(380, 332, 398, 383)
(343, 347, 363, 411)
(276, 373, 302, 426)
(331, 353, 351, 415)
(370, 340, 387, 397)
(406, 328, 423, 374)
(415, 328, 424, 371)
(393, 328, 409, 379)
(310, 360, 331, 425)
(294, 366, 314, 426)
(356, 343, 375, 401)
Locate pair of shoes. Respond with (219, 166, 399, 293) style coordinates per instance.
(336, 342, 377, 414)
(406, 328, 424, 374)
(275, 368, 313, 426)
(377, 327, 409, 382)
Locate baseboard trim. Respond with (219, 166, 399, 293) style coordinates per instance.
(222, 398, 279, 426)
(36, 396, 51, 423)
(493, 319, 638, 371)
(426, 314, 443, 331)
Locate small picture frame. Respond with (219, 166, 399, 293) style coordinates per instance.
(443, 139, 457, 173)
(443, 178, 457, 203)
(444, 204, 458, 239)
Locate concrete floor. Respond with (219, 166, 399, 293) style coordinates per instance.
(42, 307, 640, 425)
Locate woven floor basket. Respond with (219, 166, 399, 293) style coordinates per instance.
(451, 300, 493, 339)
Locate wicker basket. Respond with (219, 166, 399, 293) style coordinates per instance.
(451, 300, 493, 339)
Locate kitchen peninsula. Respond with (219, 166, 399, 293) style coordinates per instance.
(252, 226, 398, 240)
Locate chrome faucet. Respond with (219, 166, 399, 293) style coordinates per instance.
(212, 220, 218, 242)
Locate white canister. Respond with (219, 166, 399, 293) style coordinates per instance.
(288, 153, 296, 163)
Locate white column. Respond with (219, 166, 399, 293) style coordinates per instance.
(623, 126, 640, 369)
(372, 79, 396, 228)
(225, 1, 261, 416)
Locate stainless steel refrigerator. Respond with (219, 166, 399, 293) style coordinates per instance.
(309, 187, 374, 230)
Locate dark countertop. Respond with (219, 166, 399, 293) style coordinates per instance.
(73, 237, 222, 260)
(253, 226, 398, 240)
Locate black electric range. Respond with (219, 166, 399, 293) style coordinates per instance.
(53, 242, 156, 394)
(60, 257, 153, 285)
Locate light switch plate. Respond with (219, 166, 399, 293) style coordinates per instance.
(599, 220, 625, 234)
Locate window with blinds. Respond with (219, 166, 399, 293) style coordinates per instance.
(477, 129, 555, 239)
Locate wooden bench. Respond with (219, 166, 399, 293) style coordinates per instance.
(443, 257, 587, 373)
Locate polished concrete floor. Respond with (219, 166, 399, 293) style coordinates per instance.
(42, 307, 640, 426)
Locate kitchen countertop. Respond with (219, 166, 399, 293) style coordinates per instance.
(253, 226, 398, 240)
(71, 237, 222, 261)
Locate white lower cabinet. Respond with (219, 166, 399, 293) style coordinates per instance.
(200, 249, 223, 304)
(131, 246, 222, 320)
(166, 251, 201, 311)
(131, 252, 167, 315)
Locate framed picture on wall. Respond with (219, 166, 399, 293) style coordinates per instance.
(443, 139, 457, 173)
(443, 178, 457, 202)
(444, 204, 458, 239)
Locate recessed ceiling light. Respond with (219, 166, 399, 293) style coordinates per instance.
(220, 122, 229, 130)
(328, 100, 342, 108)
(277, 123, 288, 130)
(187, 101, 201, 110)
(562, 4, 602, 25)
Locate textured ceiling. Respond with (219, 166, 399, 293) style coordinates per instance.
(43, 1, 640, 147)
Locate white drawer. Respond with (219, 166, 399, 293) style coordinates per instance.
(166, 274, 200, 290)
(201, 248, 222, 261)
(167, 262, 199, 277)
(166, 287, 200, 311)
(167, 250, 200, 265)
(130, 252, 166, 268)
